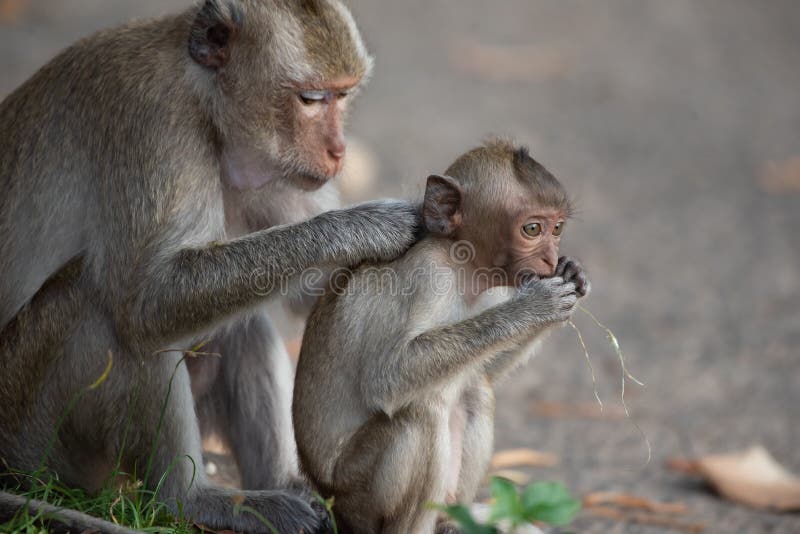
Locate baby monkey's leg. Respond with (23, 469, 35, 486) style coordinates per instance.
(434, 379, 497, 533)
(456, 378, 496, 503)
(332, 410, 448, 534)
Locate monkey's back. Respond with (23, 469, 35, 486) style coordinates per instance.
(0, 9, 217, 330)
(293, 238, 467, 486)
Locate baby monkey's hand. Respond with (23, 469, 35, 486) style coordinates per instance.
(555, 256, 591, 297)
(516, 275, 577, 324)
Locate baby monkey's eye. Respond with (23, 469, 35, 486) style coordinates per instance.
(522, 222, 542, 237)
(298, 90, 327, 105)
(553, 221, 565, 236)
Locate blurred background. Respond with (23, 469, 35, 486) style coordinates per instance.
(2, 1, 798, 532)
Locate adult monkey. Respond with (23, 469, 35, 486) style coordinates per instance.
(0, 0, 419, 532)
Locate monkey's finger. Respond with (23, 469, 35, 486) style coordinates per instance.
(543, 276, 575, 295)
(558, 281, 578, 296)
(539, 275, 565, 287)
(557, 257, 591, 296)
(565, 267, 588, 295)
(574, 274, 591, 297)
(557, 257, 580, 279)
(556, 294, 578, 317)
(555, 256, 571, 277)
(518, 271, 541, 288)
(310, 499, 333, 534)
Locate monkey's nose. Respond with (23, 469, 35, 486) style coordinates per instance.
(328, 147, 345, 161)
(323, 150, 345, 176)
(542, 247, 558, 273)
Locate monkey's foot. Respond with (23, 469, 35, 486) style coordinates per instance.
(435, 519, 462, 534)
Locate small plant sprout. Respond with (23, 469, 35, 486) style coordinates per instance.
(314, 493, 339, 534)
(1, 352, 195, 533)
(432, 477, 581, 533)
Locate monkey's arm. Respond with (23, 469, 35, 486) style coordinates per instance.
(483, 257, 590, 383)
(126, 201, 419, 345)
(483, 336, 545, 385)
(362, 277, 573, 416)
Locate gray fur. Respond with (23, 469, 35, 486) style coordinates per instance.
(0, 1, 416, 532)
(295, 239, 589, 533)
(295, 142, 589, 533)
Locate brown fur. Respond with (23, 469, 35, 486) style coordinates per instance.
(0, 1, 417, 532)
(294, 141, 590, 533)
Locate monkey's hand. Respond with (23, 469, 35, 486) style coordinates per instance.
(516, 275, 578, 324)
(555, 256, 591, 297)
(327, 199, 422, 265)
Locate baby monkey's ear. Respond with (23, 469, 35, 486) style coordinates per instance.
(423, 174, 463, 237)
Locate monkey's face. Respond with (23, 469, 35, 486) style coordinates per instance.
(464, 201, 567, 286)
(275, 77, 362, 190)
(499, 207, 567, 283)
(188, 0, 372, 192)
(431, 141, 573, 288)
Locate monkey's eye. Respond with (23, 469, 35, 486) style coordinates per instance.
(336, 90, 350, 100)
(298, 90, 327, 105)
(553, 221, 565, 237)
(522, 222, 542, 237)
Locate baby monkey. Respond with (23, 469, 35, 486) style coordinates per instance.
(294, 140, 590, 533)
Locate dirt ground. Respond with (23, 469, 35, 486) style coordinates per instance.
(2, 1, 799, 533)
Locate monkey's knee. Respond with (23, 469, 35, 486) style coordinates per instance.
(196, 313, 297, 489)
(333, 417, 443, 533)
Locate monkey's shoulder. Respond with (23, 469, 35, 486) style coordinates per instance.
(354, 238, 462, 300)
(307, 238, 464, 341)
(393, 237, 463, 280)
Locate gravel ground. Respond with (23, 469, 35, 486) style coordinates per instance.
(2, 1, 799, 533)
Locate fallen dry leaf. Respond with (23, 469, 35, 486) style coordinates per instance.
(448, 37, 568, 83)
(667, 446, 800, 511)
(586, 506, 705, 533)
(758, 157, 800, 193)
(665, 457, 702, 476)
(584, 492, 687, 514)
(491, 448, 558, 469)
(530, 400, 625, 420)
(0, 0, 27, 23)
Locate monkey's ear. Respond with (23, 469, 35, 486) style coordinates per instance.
(189, 0, 241, 70)
(423, 175, 463, 237)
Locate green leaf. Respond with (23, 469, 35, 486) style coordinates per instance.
(521, 481, 570, 508)
(488, 477, 523, 524)
(531, 498, 582, 526)
(521, 481, 581, 526)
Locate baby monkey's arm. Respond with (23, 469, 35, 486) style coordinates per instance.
(484, 256, 591, 383)
(361, 274, 579, 416)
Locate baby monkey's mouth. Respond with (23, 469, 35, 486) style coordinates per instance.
(512, 266, 561, 288)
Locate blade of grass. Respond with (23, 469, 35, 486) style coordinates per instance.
(576, 304, 651, 466)
(567, 319, 604, 411)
